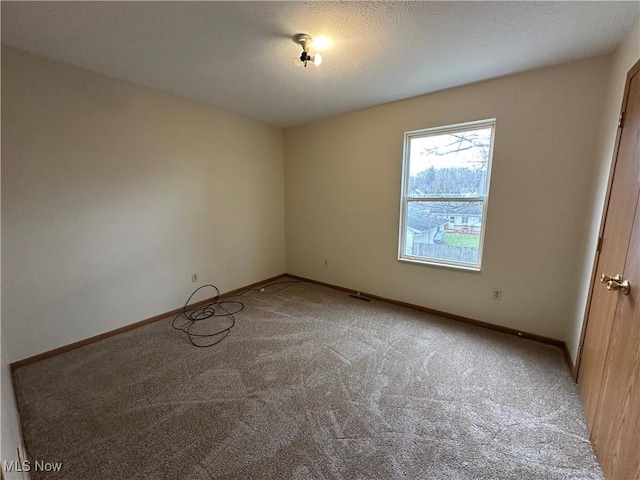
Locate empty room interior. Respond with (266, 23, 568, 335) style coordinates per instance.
(1, 2, 639, 479)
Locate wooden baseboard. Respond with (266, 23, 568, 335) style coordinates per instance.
(10, 272, 572, 372)
(286, 274, 569, 354)
(10, 274, 287, 371)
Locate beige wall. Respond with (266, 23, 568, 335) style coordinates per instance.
(1, 47, 286, 362)
(568, 19, 640, 363)
(2, 52, 28, 473)
(1, 51, 26, 476)
(284, 55, 610, 342)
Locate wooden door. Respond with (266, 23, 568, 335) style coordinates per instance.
(577, 60, 640, 479)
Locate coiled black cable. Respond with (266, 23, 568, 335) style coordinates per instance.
(171, 279, 301, 348)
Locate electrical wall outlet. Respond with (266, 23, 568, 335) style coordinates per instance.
(491, 288, 502, 301)
(191, 273, 199, 283)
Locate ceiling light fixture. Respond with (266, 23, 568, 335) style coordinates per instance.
(292, 34, 323, 68)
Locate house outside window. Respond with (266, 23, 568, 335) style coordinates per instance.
(398, 119, 496, 270)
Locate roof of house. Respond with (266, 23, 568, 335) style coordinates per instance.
(407, 208, 448, 232)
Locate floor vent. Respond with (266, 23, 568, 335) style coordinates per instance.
(348, 293, 371, 302)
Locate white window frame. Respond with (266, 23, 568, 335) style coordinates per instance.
(398, 119, 496, 271)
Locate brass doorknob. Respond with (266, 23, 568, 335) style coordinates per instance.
(601, 273, 622, 283)
(607, 279, 631, 295)
(601, 273, 630, 295)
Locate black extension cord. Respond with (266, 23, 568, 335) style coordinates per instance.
(171, 279, 302, 348)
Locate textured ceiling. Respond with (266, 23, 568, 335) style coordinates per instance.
(2, 1, 639, 126)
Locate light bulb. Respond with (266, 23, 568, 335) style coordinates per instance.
(312, 36, 332, 51)
(313, 53, 323, 66)
(292, 55, 302, 67)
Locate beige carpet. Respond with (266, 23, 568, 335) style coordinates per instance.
(13, 279, 602, 479)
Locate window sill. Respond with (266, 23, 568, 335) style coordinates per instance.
(398, 256, 481, 272)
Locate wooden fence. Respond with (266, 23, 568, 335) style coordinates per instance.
(412, 243, 478, 263)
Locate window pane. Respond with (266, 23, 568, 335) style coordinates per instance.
(408, 127, 492, 198)
(403, 201, 482, 265)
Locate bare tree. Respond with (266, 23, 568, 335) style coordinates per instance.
(420, 130, 490, 171)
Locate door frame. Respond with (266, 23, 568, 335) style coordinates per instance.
(574, 59, 640, 380)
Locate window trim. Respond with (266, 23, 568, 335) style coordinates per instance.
(398, 118, 496, 271)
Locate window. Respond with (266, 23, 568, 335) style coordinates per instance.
(398, 119, 495, 270)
